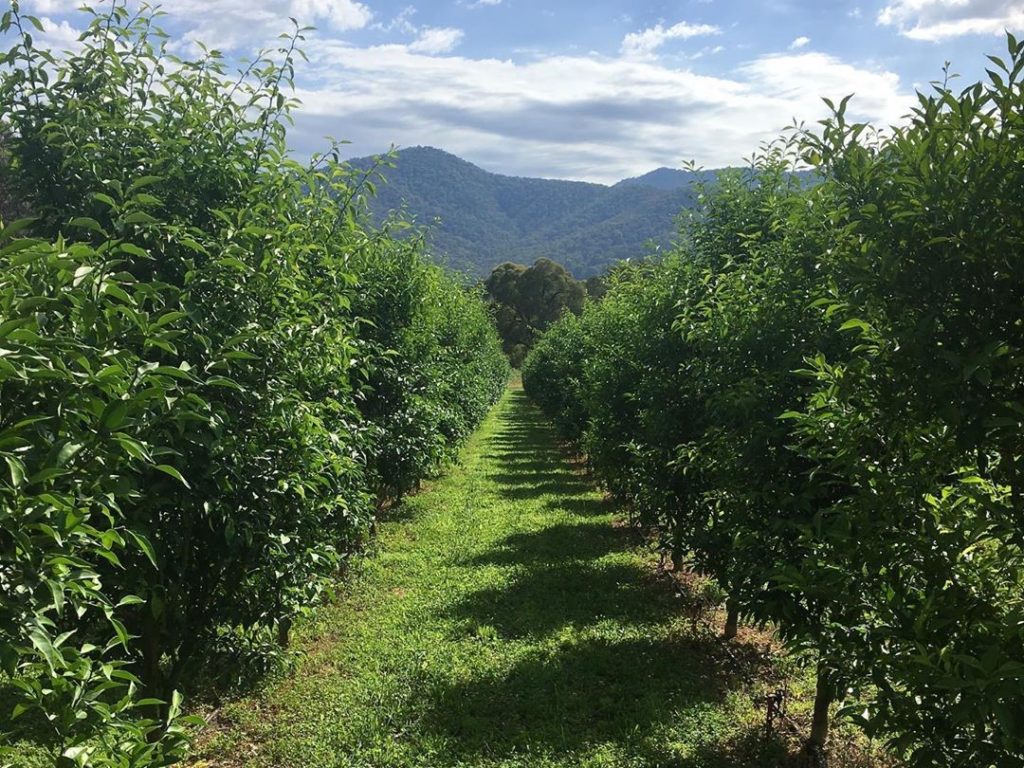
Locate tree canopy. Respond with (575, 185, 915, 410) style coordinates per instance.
(485, 258, 587, 367)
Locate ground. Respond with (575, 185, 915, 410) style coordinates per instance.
(190, 386, 893, 768)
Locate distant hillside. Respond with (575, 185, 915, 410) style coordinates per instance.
(348, 147, 701, 278)
(615, 167, 701, 191)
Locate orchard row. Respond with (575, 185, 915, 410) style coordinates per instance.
(525, 40, 1024, 768)
(0, 5, 507, 765)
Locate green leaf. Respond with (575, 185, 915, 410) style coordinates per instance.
(127, 175, 164, 193)
(154, 464, 190, 488)
(68, 217, 104, 233)
(127, 530, 158, 568)
(92, 192, 118, 209)
(122, 211, 158, 225)
(5, 455, 26, 487)
(116, 242, 151, 260)
(55, 442, 84, 467)
(0, 217, 39, 242)
(838, 318, 871, 333)
(99, 400, 129, 431)
(29, 627, 61, 672)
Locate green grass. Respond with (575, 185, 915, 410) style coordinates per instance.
(191, 387, 877, 768)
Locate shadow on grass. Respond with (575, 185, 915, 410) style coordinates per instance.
(488, 470, 585, 486)
(420, 390, 779, 763)
(497, 482, 594, 501)
(0, 679, 59, 757)
(450, 560, 669, 638)
(546, 495, 616, 518)
(471, 521, 630, 566)
(421, 636, 768, 764)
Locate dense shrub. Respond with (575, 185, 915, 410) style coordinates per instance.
(353, 232, 508, 501)
(524, 42, 1024, 767)
(0, 4, 507, 765)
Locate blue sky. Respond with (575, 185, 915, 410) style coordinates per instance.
(21, 0, 1024, 182)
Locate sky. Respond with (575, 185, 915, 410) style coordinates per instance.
(18, 0, 1024, 183)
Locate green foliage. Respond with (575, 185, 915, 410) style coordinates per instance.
(195, 390, 792, 768)
(0, 3, 506, 765)
(353, 233, 508, 498)
(524, 41, 1024, 767)
(350, 147, 699, 278)
(485, 258, 587, 368)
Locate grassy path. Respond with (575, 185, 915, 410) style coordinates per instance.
(194, 386, 779, 768)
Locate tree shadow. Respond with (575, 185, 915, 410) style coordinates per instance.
(482, 456, 566, 471)
(420, 636, 764, 763)
(417, 390, 784, 763)
(0, 679, 60, 755)
(497, 480, 594, 501)
(487, 470, 584, 486)
(449, 560, 670, 638)
(546, 495, 615, 518)
(471, 521, 630, 566)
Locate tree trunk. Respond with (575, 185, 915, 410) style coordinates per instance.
(1004, 446, 1023, 525)
(723, 599, 739, 640)
(277, 616, 293, 648)
(141, 618, 166, 728)
(808, 662, 832, 750)
(671, 550, 684, 572)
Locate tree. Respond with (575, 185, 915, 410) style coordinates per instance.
(485, 258, 586, 367)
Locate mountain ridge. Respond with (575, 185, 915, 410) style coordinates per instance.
(348, 147, 699, 278)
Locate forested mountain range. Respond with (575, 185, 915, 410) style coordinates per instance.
(348, 147, 704, 278)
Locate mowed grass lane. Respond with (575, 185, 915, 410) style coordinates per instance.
(192, 386, 783, 768)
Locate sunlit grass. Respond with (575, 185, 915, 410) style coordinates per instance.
(190, 387, 888, 768)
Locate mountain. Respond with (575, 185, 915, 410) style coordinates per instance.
(614, 167, 701, 191)
(348, 147, 699, 279)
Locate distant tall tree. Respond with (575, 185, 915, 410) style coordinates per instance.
(485, 258, 587, 367)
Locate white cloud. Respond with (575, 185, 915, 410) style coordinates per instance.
(790, 35, 810, 48)
(370, 8, 460, 54)
(621, 21, 721, 58)
(34, 15, 82, 52)
(290, 40, 911, 182)
(144, 0, 374, 51)
(290, 0, 373, 30)
(465, 0, 502, 7)
(372, 6, 417, 34)
(22, 0, 70, 12)
(17, 2, 918, 183)
(408, 27, 464, 54)
(878, 0, 1024, 40)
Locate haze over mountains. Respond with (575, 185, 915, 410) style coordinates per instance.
(350, 147, 705, 278)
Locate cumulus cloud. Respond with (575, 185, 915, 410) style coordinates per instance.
(790, 35, 810, 48)
(408, 26, 464, 54)
(878, 0, 1024, 40)
(291, 0, 373, 30)
(17, 2, 919, 183)
(291, 40, 911, 182)
(22, 0, 69, 12)
(372, 6, 418, 34)
(621, 21, 721, 58)
(33, 15, 82, 52)
(145, 0, 374, 50)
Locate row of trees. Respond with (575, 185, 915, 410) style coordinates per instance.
(524, 42, 1024, 767)
(0, 4, 507, 766)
